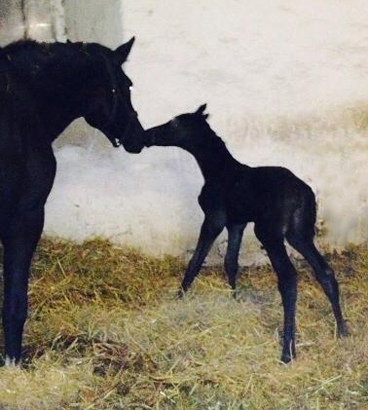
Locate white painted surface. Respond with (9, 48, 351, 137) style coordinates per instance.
(0, 0, 24, 45)
(1, 1, 367, 262)
(64, 0, 123, 48)
(111, 0, 368, 259)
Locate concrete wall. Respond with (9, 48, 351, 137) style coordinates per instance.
(1, 1, 368, 263)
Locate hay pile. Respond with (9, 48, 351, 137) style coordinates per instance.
(0, 238, 367, 410)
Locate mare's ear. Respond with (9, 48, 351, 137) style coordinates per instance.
(115, 37, 135, 65)
(195, 103, 209, 120)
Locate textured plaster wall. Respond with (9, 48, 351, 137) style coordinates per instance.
(108, 0, 368, 262)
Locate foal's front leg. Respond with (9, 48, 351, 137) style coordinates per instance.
(2, 207, 45, 365)
(225, 223, 246, 298)
(178, 212, 226, 297)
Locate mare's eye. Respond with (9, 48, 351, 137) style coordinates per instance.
(129, 86, 133, 92)
(112, 88, 117, 93)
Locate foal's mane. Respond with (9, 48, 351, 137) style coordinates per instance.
(197, 116, 229, 152)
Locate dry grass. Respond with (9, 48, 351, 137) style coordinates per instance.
(0, 237, 367, 410)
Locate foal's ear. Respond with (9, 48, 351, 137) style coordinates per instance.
(195, 104, 209, 119)
(115, 37, 135, 65)
(195, 104, 207, 114)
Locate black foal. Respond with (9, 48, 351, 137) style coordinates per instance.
(145, 104, 348, 363)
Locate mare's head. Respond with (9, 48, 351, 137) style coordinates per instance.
(80, 38, 144, 153)
(5, 38, 145, 152)
(145, 104, 210, 151)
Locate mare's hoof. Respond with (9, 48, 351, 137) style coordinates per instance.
(4, 356, 20, 368)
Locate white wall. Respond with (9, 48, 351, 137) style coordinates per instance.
(2, 1, 367, 262)
(64, 0, 122, 48)
(0, 0, 65, 45)
(0, 0, 24, 45)
(104, 0, 367, 261)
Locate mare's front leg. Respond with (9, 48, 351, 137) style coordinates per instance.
(255, 224, 298, 363)
(225, 223, 246, 298)
(2, 145, 55, 365)
(178, 211, 226, 298)
(2, 206, 45, 364)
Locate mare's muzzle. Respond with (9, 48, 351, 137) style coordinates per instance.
(118, 115, 145, 153)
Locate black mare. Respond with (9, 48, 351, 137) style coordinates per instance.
(0, 38, 144, 364)
(145, 105, 348, 363)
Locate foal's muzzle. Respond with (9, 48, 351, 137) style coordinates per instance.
(143, 128, 159, 147)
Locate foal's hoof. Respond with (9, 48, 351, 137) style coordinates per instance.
(232, 291, 240, 302)
(280, 353, 295, 364)
(280, 345, 296, 364)
(176, 288, 186, 300)
(338, 325, 349, 338)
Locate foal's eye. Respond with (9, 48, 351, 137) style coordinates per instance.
(112, 88, 117, 93)
(129, 86, 134, 92)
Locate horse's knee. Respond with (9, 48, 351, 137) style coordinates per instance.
(3, 292, 28, 325)
(224, 255, 237, 272)
(316, 266, 336, 285)
(277, 272, 298, 303)
(3, 306, 27, 325)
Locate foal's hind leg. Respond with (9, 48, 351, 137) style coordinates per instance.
(178, 211, 226, 297)
(254, 224, 298, 363)
(286, 231, 348, 337)
(225, 223, 246, 297)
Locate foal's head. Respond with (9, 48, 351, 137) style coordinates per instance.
(145, 104, 211, 151)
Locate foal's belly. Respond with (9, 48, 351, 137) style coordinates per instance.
(224, 182, 296, 226)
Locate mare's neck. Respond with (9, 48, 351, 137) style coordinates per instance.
(5, 41, 93, 141)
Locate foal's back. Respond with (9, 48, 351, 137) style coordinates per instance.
(219, 164, 315, 228)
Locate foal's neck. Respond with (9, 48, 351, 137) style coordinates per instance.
(190, 127, 241, 180)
